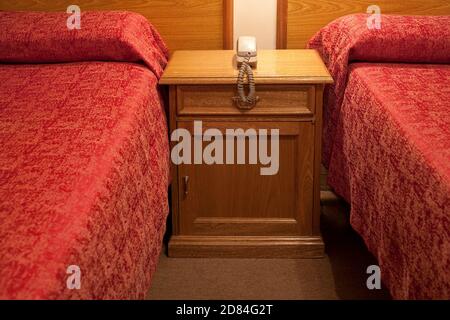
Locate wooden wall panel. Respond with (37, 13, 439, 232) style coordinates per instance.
(223, 0, 234, 49)
(279, 0, 450, 49)
(276, 0, 288, 49)
(0, 0, 233, 51)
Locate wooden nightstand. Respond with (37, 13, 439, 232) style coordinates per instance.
(160, 50, 333, 258)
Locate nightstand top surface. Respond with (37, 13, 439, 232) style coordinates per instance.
(159, 50, 333, 85)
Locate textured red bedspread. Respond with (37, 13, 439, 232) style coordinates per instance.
(309, 15, 450, 299)
(0, 12, 170, 299)
(308, 14, 450, 168)
(331, 63, 450, 299)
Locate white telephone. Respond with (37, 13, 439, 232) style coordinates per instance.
(234, 36, 259, 110)
(236, 36, 257, 68)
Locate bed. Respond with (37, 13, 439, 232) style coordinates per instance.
(0, 11, 170, 299)
(308, 14, 450, 299)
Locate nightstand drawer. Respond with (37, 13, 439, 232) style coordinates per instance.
(177, 85, 315, 117)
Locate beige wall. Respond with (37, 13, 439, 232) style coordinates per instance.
(233, 0, 277, 50)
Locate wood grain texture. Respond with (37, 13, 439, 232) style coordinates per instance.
(0, 0, 231, 51)
(177, 85, 315, 116)
(163, 50, 330, 258)
(176, 121, 314, 237)
(276, 0, 288, 49)
(160, 50, 333, 85)
(223, 0, 234, 50)
(313, 84, 324, 235)
(169, 235, 324, 258)
(169, 86, 181, 235)
(280, 0, 450, 48)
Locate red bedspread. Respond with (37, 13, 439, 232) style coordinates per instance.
(332, 63, 450, 299)
(308, 14, 450, 168)
(309, 15, 450, 299)
(0, 12, 170, 299)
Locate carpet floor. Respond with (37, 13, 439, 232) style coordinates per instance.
(147, 202, 391, 300)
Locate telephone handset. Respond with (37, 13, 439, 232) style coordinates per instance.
(236, 36, 257, 67)
(233, 36, 259, 110)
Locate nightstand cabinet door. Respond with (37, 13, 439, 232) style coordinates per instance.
(175, 121, 314, 237)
